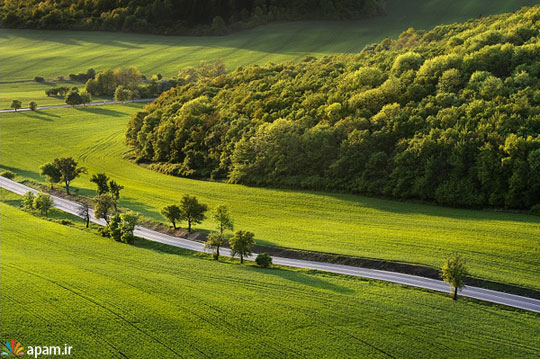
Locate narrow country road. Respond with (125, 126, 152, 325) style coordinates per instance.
(0, 98, 156, 113)
(1, 176, 539, 314)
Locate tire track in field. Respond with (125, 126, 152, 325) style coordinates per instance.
(4, 264, 192, 359)
(1, 289, 129, 358)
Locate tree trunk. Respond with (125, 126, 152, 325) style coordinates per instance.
(216, 246, 220, 259)
(172, 221, 177, 229)
(85, 215, 89, 228)
(188, 219, 192, 233)
(453, 286, 458, 300)
(240, 254, 244, 264)
(65, 181, 70, 195)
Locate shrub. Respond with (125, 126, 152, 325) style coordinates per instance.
(1, 170, 15, 179)
(34, 76, 45, 83)
(29, 101, 38, 111)
(529, 204, 540, 216)
(255, 253, 272, 268)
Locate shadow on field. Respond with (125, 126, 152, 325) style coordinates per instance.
(0, 165, 41, 182)
(75, 107, 126, 117)
(25, 110, 60, 121)
(260, 267, 354, 295)
(120, 197, 159, 218)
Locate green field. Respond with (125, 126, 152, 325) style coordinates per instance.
(1, 106, 539, 291)
(1, 202, 539, 358)
(1, 0, 536, 83)
(1, 0, 535, 107)
(0, 81, 110, 109)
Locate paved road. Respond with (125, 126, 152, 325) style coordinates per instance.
(0, 98, 156, 113)
(2, 176, 539, 314)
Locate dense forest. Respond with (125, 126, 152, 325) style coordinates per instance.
(0, 0, 385, 35)
(127, 6, 540, 210)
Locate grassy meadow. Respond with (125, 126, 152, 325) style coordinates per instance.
(1, 202, 539, 358)
(1, 106, 539, 291)
(0, 81, 110, 109)
(1, 0, 536, 82)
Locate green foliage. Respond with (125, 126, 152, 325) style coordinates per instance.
(179, 195, 208, 232)
(441, 253, 468, 300)
(10, 99, 21, 111)
(0, 170, 15, 179)
(94, 194, 116, 223)
(90, 173, 110, 195)
(3, 203, 540, 357)
(23, 191, 35, 210)
(65, 90, 83, 106)
(212, 205, 233, 234)
(204, 232, 226, 260)
(50, 157, 87, 195)
(161, 204, 181, 229)
(229, 230, 255, 264)
(255, 252, 272, 268)
(0, 0, 385, 35)
(127, 6, 540, 210)
(33, 192, 53, 216)
(28, 101, 37, 111)
(39, 162, 61, 189)
(120, 211, 139, 244)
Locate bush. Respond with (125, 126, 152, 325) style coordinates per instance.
(529, 204, 540, 216)
(29, 101, 38, 111)
(1, 170, 15, 179)
(34, 76, 45, 83)
(255, 253, 272, 268)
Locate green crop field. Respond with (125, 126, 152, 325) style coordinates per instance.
(0, 0, 535, 107)
(1, 0, 535, 83)
(1, 202, 539, 358)
(1, 106, 539, 291)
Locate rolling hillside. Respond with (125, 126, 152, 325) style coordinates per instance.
(1, 202, 539, 358)
(1, 106, 539, 291)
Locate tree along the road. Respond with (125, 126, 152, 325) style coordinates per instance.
(80, 90, 92, 106)
(65, 90, 83, 106)
(161, 204, 181, 229)
(23, 191, 35, 210)
(205, 233, 226, 260)
(441, 253, 468, 300)
(29, 101, 38, 111)
(90, 173, 110, 195)
(78, 202, 91, 228)
(179, 195, 208, 233)
(229, 230, 255, 264)
(109, 180, 124, 211)
(34, 192, 53, 216)
(255, 253, 272, 268)
(40, 162, 61, 189)
(212, 205, 234, 235)
(104, 211, 139, 244)
(94, 193, 116, 224)
(51, 157, 87, 195)
(10, 100, 21, 111)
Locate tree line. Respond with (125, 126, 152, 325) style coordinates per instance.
(126, 6, 540, 210)
(37, 156, 271, 266)
(0, 0, 385, 35)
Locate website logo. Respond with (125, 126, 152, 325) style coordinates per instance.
(1, 340, 24, 357)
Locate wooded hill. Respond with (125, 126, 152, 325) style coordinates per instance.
(0, 0, 385, 35)
(126, 6, 540, 210)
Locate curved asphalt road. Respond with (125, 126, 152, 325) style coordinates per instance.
(0, 98, 156, 113)
(1, 176, 539, 314)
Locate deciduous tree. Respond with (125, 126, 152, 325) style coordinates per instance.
(229, 230, 255, 264)
(179, 195, 207, 233)
(161, 204, 181, 229)
(441, 253, 468, 300)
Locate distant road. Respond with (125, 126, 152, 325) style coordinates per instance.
(1, 176, 539, 314)
(0, 98, 156, 113)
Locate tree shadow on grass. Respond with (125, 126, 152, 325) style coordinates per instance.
(251, 265, 355, 295)
(75, 107, 127, 117)
(25, 110, 59, 121)
(0, 165, 41, 182)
